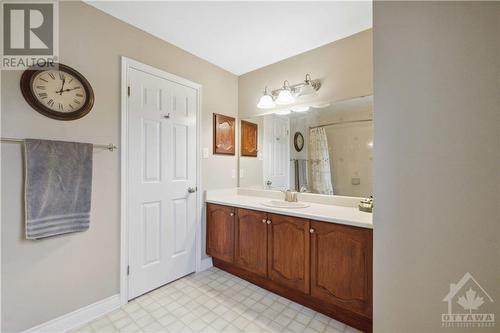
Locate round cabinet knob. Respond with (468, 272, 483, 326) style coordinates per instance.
(262, 219, 267, 224)
(230, 212, 234, 216)
(267, 220, 272, 225)
(309, 228, 315, 234)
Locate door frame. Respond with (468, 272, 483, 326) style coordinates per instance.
(120, 56, 203, 304)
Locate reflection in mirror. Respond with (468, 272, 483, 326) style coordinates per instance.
(239, 95, 373, 198)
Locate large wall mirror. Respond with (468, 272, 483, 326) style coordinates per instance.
(239, 95, 373, 198)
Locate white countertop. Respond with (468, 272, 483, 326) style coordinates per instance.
(206, 189, 373, 229)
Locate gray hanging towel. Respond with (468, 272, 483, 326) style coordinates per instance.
(24, 139, 93, 240)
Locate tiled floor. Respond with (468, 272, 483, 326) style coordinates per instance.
(73, 267, 361, 333)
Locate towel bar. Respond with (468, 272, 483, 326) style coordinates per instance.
(0, 137, 118, 151)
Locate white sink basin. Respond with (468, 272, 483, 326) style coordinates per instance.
(261, 200, 310, 209)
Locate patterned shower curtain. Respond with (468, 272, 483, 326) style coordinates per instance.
(309, 127, 334, 195)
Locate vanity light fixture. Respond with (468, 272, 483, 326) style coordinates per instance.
(291, 105, 310, 113)
(312, 102, 331, 109)
(257, 74, 321, 109)
(298, 74, 316, 96)
(256, 87, 276, 109)
(275, 109, 291, 115)
(275, 80, 295, 105)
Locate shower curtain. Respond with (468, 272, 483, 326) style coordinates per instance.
(309, 127, 334, 195)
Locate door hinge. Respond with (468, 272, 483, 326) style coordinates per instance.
(127, 86, 130, 97)
(127, 265, 130, 276)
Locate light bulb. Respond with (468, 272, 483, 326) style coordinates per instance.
(276, 89, 295, 105)
(257, 87, 275, 109)
(275, 80, 295, 105)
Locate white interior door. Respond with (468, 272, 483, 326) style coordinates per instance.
(127, 67, 197, 299)
(263, 115, 290, 190)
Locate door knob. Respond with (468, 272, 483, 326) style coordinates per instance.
(309, 228, 315, 234)
(187, 187, 197, 193)
(262, 219, 267, 224)
(230, 212, 234, 216)
(267, 220, 272, 225)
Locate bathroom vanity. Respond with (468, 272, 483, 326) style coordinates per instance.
(205, 189, 373, 332)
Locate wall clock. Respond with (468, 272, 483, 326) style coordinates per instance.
(20, 63, 94, 121)
(294, 131, 304, 152)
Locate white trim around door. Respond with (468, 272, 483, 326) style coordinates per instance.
(120, 57, 204, 305)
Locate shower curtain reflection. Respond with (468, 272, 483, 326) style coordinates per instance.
(309, 127, 334, 195)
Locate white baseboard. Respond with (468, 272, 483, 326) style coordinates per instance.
(198, 257, 213, 272)
(23, 294, 121, 333)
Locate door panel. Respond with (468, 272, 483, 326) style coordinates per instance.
(173, 124, 188, 180)
(128, 68, 197, 299)
(173, 198, 188, 255)
(267, 214, 310, 293)
(310, 221, 372, 317)
(206, 204, 235, 263)
(143, 120, 161, 182)
(235, 209, 268, 276)
(142, 201, 161, 265)
(263, 115, 290, 189)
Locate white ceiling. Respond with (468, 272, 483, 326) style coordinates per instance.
(87, 1, 372, 75)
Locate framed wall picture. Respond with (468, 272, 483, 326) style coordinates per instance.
(213, 113, 235, 155)
(241, 120, 258, 157)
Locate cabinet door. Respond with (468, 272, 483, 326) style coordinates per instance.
(235, 208, 268, 276)
(310, 221, 372, 317)
(267, 214, 310, 293)
(206, 204, 235, 263)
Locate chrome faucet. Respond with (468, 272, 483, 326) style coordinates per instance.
(282, 189, 298, 202)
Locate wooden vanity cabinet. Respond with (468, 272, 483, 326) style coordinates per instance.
(267, 214, 310, 293)
(206, 204, 235, 263)
(206, 203, 372, 332)
(310, 221, 373, 318)
(235, 208, 268, 276)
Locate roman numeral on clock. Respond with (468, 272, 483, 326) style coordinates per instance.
(47, 99, 54, 107)
(38, 92, 47, 99)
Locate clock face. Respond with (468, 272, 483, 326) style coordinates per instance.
(294, 132, 304, 152)
(21, 63, 94, 121)
(32, 70, 87, 113)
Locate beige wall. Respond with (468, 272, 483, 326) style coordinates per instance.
(373, 2, 500, 332)
(1, 1, 237, 332)
(238, 29, 373, 119)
